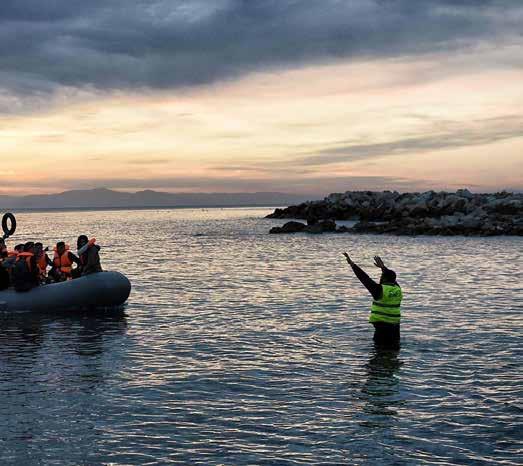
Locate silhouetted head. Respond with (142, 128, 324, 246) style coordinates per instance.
(24, 241, 35, 253)
(15, 244, 24, 252)
(77, 235, 88, 249)
(380, 269, 397, 285)
(34, 242, 43, 254)
(56, 241, 66, 255)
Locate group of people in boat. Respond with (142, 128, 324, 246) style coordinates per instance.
(0, 235, 102, 292)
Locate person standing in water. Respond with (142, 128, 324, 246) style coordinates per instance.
(343, 253, 402, 349)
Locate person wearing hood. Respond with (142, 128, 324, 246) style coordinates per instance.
(3, 244, 24, 269)
(0, 243, 23, 290)
(76, 235, 102, 276)
(12, 241, 40, 292)
(343, 254, 403, 349)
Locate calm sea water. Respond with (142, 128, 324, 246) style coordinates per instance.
(0, 208, 521, 465)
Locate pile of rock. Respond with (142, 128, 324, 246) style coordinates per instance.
(269, 219, 336, 234)
(268, 189, 523, 236)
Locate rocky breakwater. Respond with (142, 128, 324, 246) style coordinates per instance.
(268, 189, 523, 236)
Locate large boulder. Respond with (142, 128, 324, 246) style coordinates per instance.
(305, 223, 324, 234)
(460, 214, 483, 230)
(485, 198, 522, 215)
(269, 219, 338, 234)
(319, 219, 337, 232)
(269, 221, 306, 234)
(305, 219, 338, 234)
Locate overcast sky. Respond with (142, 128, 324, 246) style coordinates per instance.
(1, 0, 522, 195)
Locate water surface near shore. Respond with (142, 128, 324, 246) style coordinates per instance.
(1, 208, 521, 465)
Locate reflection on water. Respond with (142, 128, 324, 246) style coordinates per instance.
(0, 311, 128, 464)
(362, 348, 402, 418)
(0, 311, 127, 375)
(0, 208, 521, 465)
(0, 311, 127, 345)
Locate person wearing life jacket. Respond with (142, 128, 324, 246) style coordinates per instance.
(76, 235, 102, 276)
(3, 244, 24, 269)
(1, 244, 23, 290)
(12, 242, 40, 292)
(51, 241, 80, 282)
(2, 244, 24, 281)
(34, 242, 53, 283)
(343, 253, 402, 349)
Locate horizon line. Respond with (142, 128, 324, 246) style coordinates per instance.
(0, 186, 522, 198)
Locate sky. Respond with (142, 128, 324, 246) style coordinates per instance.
(1, 0, 522, 196)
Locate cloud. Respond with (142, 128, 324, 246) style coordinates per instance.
(296, 115, 523, 166)
(127, 158, 171, 165)
(1, 0, 522, 111)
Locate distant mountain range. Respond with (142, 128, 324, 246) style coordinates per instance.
(0, 188, 315, 210)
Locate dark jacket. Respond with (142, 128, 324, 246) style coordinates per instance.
(12, 255, 39, 292)
(80, 245, 102, 276)
(350, 263, 399, 301)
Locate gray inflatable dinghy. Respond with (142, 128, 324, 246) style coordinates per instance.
(0, 271, 131, 313)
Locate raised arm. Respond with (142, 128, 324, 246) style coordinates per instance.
(68, 251, 81, 266)
(373, 255, 396, 283)
(343, 253, 382, 300)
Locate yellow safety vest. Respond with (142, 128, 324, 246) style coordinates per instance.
(370, 284, 402, 324)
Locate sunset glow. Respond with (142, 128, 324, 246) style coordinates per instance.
(1, 1, 522, 195)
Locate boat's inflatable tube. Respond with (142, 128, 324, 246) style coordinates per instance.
(0, 271, 131, 313)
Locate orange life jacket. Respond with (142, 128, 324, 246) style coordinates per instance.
(16, 252, 34, 272)
(37, 253, 49, 277)
(53, 247, 73, 277)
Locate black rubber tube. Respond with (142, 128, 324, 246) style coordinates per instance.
(2, 213, 16, 237)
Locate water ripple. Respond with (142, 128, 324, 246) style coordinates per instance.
(0, 208, 521, 465)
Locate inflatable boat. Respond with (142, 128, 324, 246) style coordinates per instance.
(0, 271, 131, 313)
